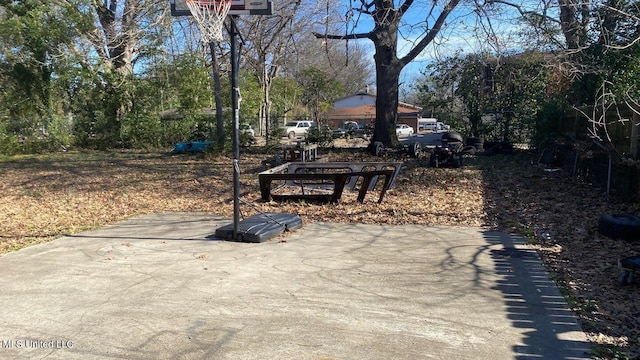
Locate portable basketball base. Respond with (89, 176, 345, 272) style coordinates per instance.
(173, 8, 300, 242)
(215, 212, 303, 243)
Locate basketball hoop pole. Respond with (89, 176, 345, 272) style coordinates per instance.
(175, 0, 296, 242)
(230, 15, 240, 240)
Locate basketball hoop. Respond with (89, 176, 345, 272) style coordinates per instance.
(185, 0, 232, 43)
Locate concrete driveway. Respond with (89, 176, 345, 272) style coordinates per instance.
(0, 213, 590, 359)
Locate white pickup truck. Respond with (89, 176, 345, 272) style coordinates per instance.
(418, 118, 450, 132)
(282, 120, 315, 139)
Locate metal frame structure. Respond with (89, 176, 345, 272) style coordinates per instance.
(170, 0, 272, 16)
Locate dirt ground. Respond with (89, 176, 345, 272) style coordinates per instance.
(1, 143, 639, 359)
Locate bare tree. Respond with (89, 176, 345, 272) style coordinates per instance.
(66, 0, 167, 140)
(314, 0, 462, 147)
(294, 33, 374, 96)
(79, 0, 166, 77)
(485, 0, 590, 50)
(487, 0, 640, 153)
(236, 0, 307, 143)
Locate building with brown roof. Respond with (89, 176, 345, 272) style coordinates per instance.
(320, 93, 423, 131)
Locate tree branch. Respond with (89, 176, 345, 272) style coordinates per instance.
(397, 0, 416, 18)
(312, 31, 372, 40)
(400, 0, 460, 66)
(488, 0, 560, 25)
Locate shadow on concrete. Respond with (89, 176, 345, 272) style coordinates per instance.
(483, 230, 591, 359)
(477, 150, 592, 358)
(67, 215, 228, 242)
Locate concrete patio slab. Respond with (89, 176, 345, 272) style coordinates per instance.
(0, 213, 591, 359)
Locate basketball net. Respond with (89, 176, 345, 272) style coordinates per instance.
(185, 0, 232, 43)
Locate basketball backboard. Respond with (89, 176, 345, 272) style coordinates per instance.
(170, 0, 272, 16)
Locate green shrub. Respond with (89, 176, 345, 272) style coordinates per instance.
(306, 125, 333, 147)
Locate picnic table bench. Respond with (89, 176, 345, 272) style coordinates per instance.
(258, 161, 402, 203)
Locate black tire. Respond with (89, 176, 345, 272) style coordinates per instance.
(466, 137, 484, 151)
(598, 214, 640, 240)
(461, 145, 476, 155)
(442, 131, 464, 143)
(408, 142, 421, 158)
(288, 131, 296, 140)
(447, 141, 463, 151)
(372, 141, 384, 156)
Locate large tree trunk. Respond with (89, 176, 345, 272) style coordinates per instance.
(557, 0, 591, 49)
(372, 53, 401, 147)
(370, 17, 402, 148)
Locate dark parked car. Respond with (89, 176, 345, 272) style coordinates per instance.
(332, 121, 371, 139)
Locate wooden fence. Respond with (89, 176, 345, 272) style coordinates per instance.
(549, 104, 640, 201)
(556, 105, 640, 159)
